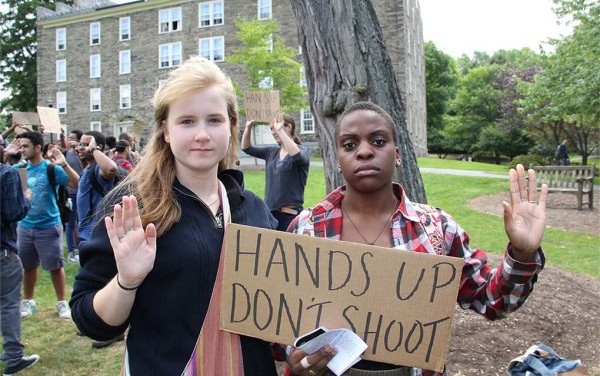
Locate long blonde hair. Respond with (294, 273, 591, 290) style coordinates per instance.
(107, 56, 239, 236)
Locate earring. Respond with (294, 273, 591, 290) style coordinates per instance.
(395, 159, 401, 167)
(165, 136, 169, 142)
(337, 164, 342, 173)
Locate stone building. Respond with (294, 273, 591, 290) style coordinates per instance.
(37, 0, 426, 155)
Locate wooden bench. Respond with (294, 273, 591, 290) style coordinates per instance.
(529, 164, 596, 210)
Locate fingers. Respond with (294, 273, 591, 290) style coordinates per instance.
(527, 168, 538, 202)
(290, 345, 337, 375)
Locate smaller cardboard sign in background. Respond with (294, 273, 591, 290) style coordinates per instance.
(11, 112, 40, 134)
(131, 120, 146, 142)
(36, 106, 62, 133)
(244, 90, 280, 122)
(221, 224, 464, 372)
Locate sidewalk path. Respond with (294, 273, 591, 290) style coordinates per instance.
(240, 156, 599, 189)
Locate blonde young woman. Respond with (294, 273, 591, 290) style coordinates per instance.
(70, 57, 278, 375)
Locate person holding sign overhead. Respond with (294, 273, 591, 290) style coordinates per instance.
(242, 113, 310, 231)
(69, 56, 278, 375)
(284, 102, 548, 376)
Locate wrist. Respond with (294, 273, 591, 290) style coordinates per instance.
(116, 274, 141, 291)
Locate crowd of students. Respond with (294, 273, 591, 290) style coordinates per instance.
(1, 56, 550, 376)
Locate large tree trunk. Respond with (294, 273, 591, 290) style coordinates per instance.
(289, 0, 426, 203)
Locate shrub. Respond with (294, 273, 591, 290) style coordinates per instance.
(509, 154, 547, 169)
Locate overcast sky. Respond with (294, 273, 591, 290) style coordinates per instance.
(418, 0, 573, 57)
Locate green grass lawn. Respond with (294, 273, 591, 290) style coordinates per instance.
(6, 160, 598, 375)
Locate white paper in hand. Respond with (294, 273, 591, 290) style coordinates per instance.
(294, 327, 368, 376)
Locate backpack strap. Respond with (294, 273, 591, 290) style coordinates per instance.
(46, 163, 60, 206)
(88, 163, 106, 196)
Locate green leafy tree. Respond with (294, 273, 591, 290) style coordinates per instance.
(228, 18, 306, 115)
(445, 65, 501, 155)
(424, 41, 458, 156)
(519, 0, 599, 164)
(0, 1, 72, 119)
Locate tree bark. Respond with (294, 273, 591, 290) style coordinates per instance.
(289, 0, 426, 203)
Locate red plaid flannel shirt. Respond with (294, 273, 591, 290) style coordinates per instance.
(288, 184, 544, 376)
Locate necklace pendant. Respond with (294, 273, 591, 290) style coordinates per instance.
(215, 212, 223, 228)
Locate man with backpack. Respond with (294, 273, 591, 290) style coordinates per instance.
(13, 131, 80, 320)
(75, 131, 118, 244)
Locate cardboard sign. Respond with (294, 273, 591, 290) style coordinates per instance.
(244, 90, 280, 122)
(36, 106, 62, 133)
(221, 224, 464, 372)
(131, 120, 145, 142)
(11, 112, 40, 133)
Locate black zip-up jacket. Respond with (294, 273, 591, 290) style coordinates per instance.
(70, 170, 278, 375)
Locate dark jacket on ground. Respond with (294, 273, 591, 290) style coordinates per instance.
(70, 169, 278, 375)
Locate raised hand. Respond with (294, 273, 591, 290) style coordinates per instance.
(105, 195, 157, 289)
(502, 164, 548, 261)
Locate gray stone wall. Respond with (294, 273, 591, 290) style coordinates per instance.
(37, 0, 426, 155)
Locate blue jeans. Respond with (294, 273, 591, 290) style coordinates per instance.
(1, 250, 25, 367)
(66, 192, 79, 253)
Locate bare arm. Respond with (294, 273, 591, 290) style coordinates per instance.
(241, 120, 255, 149)
(50, 148, 80, 189)
(81, 135, 117, 180)
(272, 114, 300, 156)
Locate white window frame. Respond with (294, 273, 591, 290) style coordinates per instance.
(56, 28, 66, 50)
(199, 1, 224, 28)
(57, 92, 67, 114)
(90, 88, 101, 112)
(159, 42, 182, 68)
(90, 54, 101, 78)
(90, 121, 102, 132)
(90, 22, 101, 45)
(258, 0, 272, 20)
(120, 84, 131, 109)
(199, 36, 224, 62)
(300, 109, 314, 134)
(56, 60, 66, 82)
(119, 50, 131, 74)
(258, 71, 272, 89)
(159, 7, 182, 33)
(299, 66, 307, 87)
(119, 17, 131, 41)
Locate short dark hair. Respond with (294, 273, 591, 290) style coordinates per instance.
(85, 131, 107, 151)
(70, 129, 83, 140)
(18, 131, 44, 148)
(334, 101, 397, 142)
(118, 132, 133, 142)
(115, 140, 129, 153)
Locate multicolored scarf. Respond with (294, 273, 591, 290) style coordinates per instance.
(122, 182, 244, 376)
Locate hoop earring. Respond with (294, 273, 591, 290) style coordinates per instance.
(337, 164, 342, 173)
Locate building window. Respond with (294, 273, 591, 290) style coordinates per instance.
(199, 36, 224, 62)
(120, 85, 131, 109)
(120, 17, 131, 40)
(258, 0, 272, 20)
(258, 71, 272, 89)
(299, 66, 307, 87)
(56, 60, 66, 82)
(159, 42, 182, 68)
(90, 22, 101, 45)
(90, 54, 101, 78)
(56, 28, 66, 50)
(199, 1, 223, 27)
(119, 50, 131, 74)
(159, 7, 182, 33)
(57, 92, 67, 114)
(301, 109, 314, 134)
(90, 88, 101, 112)
(90, 121, 102, 131)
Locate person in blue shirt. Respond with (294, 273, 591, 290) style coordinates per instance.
(1, 164, 40, 375)
(242, 113, 310, 231)
(13, 131, 79, 320)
